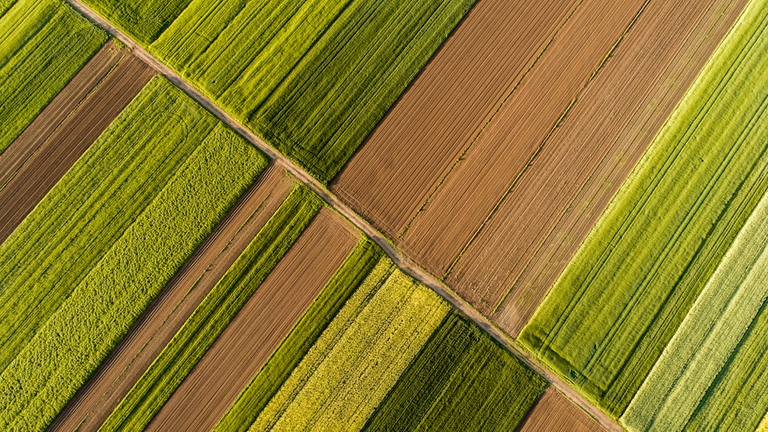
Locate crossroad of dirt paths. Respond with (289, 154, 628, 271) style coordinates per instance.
(50, 165, 293, 431)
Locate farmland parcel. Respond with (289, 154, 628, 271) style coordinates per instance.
(81, 0, 477, 183)
(0, 77, 267, 430)
(0, 0, 106, 153)
(520, 0, 768, 419)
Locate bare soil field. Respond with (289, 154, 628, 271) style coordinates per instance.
(332, 0, 747, 336)
(146, 207, 358, 431)
(519, 388, 605, 432)
(0, 41, 154, 244)
(332, 0, 579, 234)
(50, 165, 293, 432)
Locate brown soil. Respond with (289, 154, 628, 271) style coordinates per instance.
(331, 0, 580, 234)
(332, 0, 747, 337)
(519, 388, 605, 432)
(145, 207, 358, 431)
(50, 164, 294, 432)
(0, 41, 154, 244)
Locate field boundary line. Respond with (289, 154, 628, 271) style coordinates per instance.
(64, 1, 622, 430)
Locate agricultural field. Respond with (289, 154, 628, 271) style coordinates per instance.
(79, 0, 477, 183)
(6, 0, 768, 429)
(0, 77, 268, 430)
(520, 0, 768, 426)
(220, 256, 548, 432)
(52, 164, 295, 430)
(0, 39, 154, 243)
(332, 0, 749, 336)
(0, 0, 107, 153)
(519, 389, 605, 432)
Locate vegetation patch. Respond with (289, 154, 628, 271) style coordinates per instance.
(0, 78, 266, 431)
(520, 0, 768, 418)
(0, 0, 106, 153)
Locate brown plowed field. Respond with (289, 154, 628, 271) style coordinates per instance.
(332, 0, 580, 233)
(519, 389, 605, 432)
(332, 0, 747, 337)
(146, 207, 358, 431)
(50, 165, 294, 432)
(0, 41, 154, 244)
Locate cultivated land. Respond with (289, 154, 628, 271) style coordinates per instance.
(51, 164, 293, 431)
(0, 40, 154, 243)
(520, 0, 768, 419)
(215, 254, 547, 431)
(100, 183, 322, 431)
(79, 0, 477, 183)
(0, 77, 267, 430)
(148, 207, 358, 431)
(519, 388, 605, 432)
(0, 0, 106, 152)
(333, 0, 748, 336)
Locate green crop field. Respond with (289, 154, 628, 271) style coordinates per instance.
(218, 255, 546, 431)
(520, 0, 768, 419)
(0, 0, 106, 153)
(80, 0, 476, 183)
(0, 77, 267, 431)
(0, 76, 217, 375)
(216, 238, 384, 432)
(622, 186, 768, 431)
(101, 183, 322, 431)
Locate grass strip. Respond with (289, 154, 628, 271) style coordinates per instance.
(520, 0, 768, 416)
(215, 237, 383, 432)
(622, 186, 768, 431)
(0, 77, 216, 375)
(99, 183, 322, 431)
(0, 117, 266, 431)
(0, 0, 106, 152)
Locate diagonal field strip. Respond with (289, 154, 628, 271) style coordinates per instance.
(63, 1, 622, 430)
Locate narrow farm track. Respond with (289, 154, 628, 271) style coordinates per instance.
(65, 1, 622, 430)
(147, 208, 358, 431)
(0, 42, 153, 244)
(519, 388, 606, 432)
(50, 165, 292, 432)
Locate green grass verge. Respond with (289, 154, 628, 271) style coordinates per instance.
(0, 77, 218, 375)
(364, 310, 547, 432)
(215, 237, 383, 432)
(250, 261, 449, 431)
(100, 183, 322, 432)
(81, 0, 193, 45)
(80, 0, 476, 183)
(0, 104, 266, 430)
(519, 0, 768, 417)
(0, 0, 107, 153)
(622, 177, 768, 431)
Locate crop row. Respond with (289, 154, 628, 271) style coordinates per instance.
(521, 0, 768, 428)
(0, 0, 106, 152)
(101, 182, 322, 431)
(82, 0, 476, 183)
(0, 77, 267, 430)
(216, 254, 546, 431)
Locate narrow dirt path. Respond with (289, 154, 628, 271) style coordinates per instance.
(63, 1, 623, 429)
